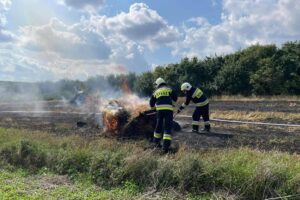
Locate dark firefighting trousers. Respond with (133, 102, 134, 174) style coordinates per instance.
(153, 110, 173, 150)
(192, 104, 210, 131)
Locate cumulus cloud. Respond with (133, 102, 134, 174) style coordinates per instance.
(0, 29, 15, 42)
(6, 9, 154, 80)
(0, 0, 11, 26)
(58, 0, 105, 11)
(0, 0, 15, 42)
(0, 48, 54, 82)
(20, 18, 111, 60)
(173, 0, 300, 58)
(90, 3, 181, 49)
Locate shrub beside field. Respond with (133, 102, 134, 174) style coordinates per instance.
(0, 127, 299, 199)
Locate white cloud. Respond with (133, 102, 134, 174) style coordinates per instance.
(0, 0, 15, 42)
(0, 48, 55, 82)
(90, 3, 181, 49)
(0, 0, 11, 26)
(0, 29, 15, 42)
(2, 9, 153, 81)
(174, 0, 300, 58)
(58, 0, 105, 12)
(211, 0, 218, 7)
(19, 18, 111, 60)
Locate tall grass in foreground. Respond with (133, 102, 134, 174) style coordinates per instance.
(0, 127, 299, 199)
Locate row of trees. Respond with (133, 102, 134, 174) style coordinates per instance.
(131, 41, 300, 96)
(1, 41, 299, 100)
(38, 41, 300, 98)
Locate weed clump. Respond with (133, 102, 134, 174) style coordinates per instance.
(90, 151, 125, 188)
(0, 140, 46, 172)
(176, 154, 211, 194)
(0, 129, 299, 199)
(122, 152, 158, 188)
(53, 150, 91, 175)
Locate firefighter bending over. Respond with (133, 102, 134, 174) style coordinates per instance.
(177, 82, 210, 133)
(150, 78, 177, 153)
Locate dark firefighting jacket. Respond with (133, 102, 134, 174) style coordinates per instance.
(150, 84, 177, 111)
(183, 87, 209, 107)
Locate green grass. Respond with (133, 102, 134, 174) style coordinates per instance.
(0, 127, 299, 199)
(0, 169, 143, 200)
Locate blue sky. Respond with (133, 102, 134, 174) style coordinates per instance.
(0, 0, 299, 82)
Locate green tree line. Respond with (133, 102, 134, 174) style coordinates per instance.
(1, 41, 299, 101)
(132, 41, 300, 97)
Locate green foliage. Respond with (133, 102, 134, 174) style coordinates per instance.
(1, 41, 299, 99)
(154, 159, 179, 189)
(133, 72, 154, 96)
(0, 140, 46, 172)
(0, 128, 300, 199)
(122, 153, 158, 187)
(132, 41, 300, 96)
(53, 150, 91, 175)
(90, 151, 125, 188)
(176, 155, 212, 194)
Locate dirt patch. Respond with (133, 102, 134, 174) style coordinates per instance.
(0, 100, 299, 154)
(33, 175, 72, 190)
(209, 100, 300, 113)
(174, 118, 300, 154)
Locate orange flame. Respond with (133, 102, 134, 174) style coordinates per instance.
(103, 111, 119, 134)
(120, 76, 132, 95)
(121, 81, 132, 94)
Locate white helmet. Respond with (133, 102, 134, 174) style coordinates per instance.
(181, 82, 192, 91)
(154, 77, 166, 88)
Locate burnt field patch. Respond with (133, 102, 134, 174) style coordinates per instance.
(174, 119, 300, 154)
(0, 100, 299, 154)
(206, 100, 299, 113)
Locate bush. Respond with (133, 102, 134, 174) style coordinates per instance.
(122, 152, 158, 188)
(90, 151, 125, 188)
(153, 159, 179, 189)
(0, 140, 46, 172)
(0, 145, 18, 166)
(176, 154, 211, 194)
(242, 161, 292, 199)
(52, 149, 91, 175)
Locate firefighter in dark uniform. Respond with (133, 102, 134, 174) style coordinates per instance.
(177, 82, 210, 132)
(150, 78, 177, 152)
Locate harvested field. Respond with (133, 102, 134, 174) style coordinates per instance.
(210, 100, 300, 113)
(0, 100, 299, 154)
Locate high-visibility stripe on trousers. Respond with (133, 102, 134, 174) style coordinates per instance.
(163, 134, 172, 140)
(192, 104, 210, 131)
(154, 132, 162, 139)
(153, 110, 173, 150)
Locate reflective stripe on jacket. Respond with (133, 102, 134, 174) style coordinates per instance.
(149, 85, 177, 111)
(184, 87, 209, 107)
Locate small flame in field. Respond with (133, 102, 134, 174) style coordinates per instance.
(104, 112, 119, 134)
(102, 100, 130, 134)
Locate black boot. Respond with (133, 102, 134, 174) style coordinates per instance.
(162, 140, 171, 153)
(192, 125, 199, 133)
(202, 124, 210, 132)
(153, 138, 162, 148)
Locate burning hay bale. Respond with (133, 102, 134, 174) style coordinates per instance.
(102, 100, 130, 135)
(121, 110, 181, 140)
